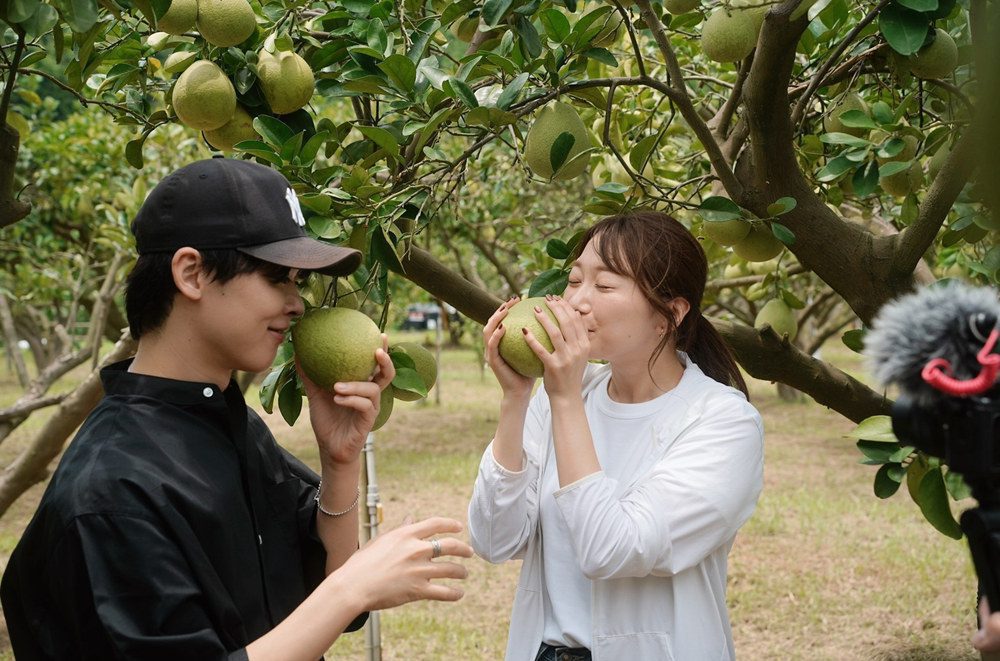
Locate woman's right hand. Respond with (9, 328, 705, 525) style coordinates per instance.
(339, 517, 473, 611)
(483, 297, 535, 400)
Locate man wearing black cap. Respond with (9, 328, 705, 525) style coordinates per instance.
(0, 158, 472, 660)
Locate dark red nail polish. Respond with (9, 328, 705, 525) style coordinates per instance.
(522, 328, 528, 335)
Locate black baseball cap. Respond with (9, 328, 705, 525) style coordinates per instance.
(131, 158, 361, 276)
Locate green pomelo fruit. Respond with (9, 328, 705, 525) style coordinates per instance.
(524, 101, 591, 181)
(701, 8, 759, 63)
(335, 279, 360, 309)
(172, 60, 236, 131)
(754, 298, 797, 340)
(203, 104, 257, 151)
(258, 49, 316, 115)
(158, 0, 198, 35)
(701, 218, 751, 246)
(881, 162, 922, 198)
(372, 387, 394, 431)
(664, 0, 701, 13)
(292, 308, 381, 388)
(927, 144, 951, 180)
(197, 0, 256, 47)
(733, 224, 784, 261)
(723, 263, 746, 279)
(498, 297, 558, 378)
(390, 341, 438, 401)
(163, 50, 197, 75)
(908, 29, 958, 80)
(823, 92, 869, 138)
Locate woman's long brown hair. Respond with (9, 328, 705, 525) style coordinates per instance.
(573, 210, 749, 397)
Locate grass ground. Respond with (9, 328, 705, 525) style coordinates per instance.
(0, 333, 981, 660)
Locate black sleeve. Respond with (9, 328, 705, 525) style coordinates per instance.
(57, 513, 245, 661)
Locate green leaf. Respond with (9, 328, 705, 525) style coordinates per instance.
(9, 0, 40, 24)
(874, 463, 903, 498)
(300, 130, 331, 164)
(770, 222, 796, 246)
(549, 131, 575, 173)
(357, 125, 400, 160)
(62, 0, 99, 33)
(367, 18, 389, 54)
(916, 467, 963, 539)
(857, 439, 900, 463)
(378, 54, 417, 92)
(944, 469, 972, 501)
(583, 47, 618, 67)
(780, 289, 806, 309)
(540, 8, 571, 41)
(482, 0, 513, 26)
(516, 15, 542, 58)
(125, 137, 145, 169)
(629, 133, 659, 171)
(253, 116, 294, 148)
(879, 3, 932, 56)
(497, 72, 530, 109)
(546, 238, 571, 260)
(852, 160, 879, 197)
(871, 101, 894, 125)
(448, 78, 479, 108)
(371, 225, 405, 273)
(897, 0, 937, 11)
(528, 268, 569, 297)
(767, 197, 797, 216)
(838, 109, 878, 130)
(392, 367, 428, 397)
(817, 155, 854, 182)
(699, 196, 743, 222)
(877, 137, 906, 160)
(259, 367, 282, 413)
(842, 328, 866, 353)
(820, 132, 871, 147)
(878, 160, 912, 178)
(280, 132, 304, 162)
(849, 415, 897, 442)
(278, 376, 302, 426)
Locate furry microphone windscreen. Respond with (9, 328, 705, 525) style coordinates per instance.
(864, 282, 1000, 401)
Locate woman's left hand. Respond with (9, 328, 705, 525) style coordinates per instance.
(523, 294, 590, 399)
(299, 333, 396, 467)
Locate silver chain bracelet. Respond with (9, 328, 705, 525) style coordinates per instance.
(314, 481, 360, 517)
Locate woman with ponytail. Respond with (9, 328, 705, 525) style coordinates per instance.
(468, 211, 763, 661)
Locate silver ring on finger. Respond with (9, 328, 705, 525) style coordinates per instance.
(430, 538, 442, 559)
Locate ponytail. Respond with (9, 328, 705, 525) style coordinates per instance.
(684, 314, 749, 399)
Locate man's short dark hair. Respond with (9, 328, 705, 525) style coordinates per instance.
(124, 249, 296, 340)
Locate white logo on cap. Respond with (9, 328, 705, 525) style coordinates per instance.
(285, 188, 306, 227)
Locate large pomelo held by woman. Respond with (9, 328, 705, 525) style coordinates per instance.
(498, 298, 559, 378)
(292, 308, 381, 388)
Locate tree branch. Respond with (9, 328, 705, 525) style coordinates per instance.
(892, 128, 977, 275)
(713, 318, 890, 422)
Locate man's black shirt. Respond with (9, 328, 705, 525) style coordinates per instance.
(1, 359, 364, 659)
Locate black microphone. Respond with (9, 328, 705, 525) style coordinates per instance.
(865, 282, 1000, 405)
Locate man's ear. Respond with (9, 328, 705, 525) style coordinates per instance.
(171, 248, 208, 301)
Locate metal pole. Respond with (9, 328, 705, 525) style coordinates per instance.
(361, 433, 382, 661)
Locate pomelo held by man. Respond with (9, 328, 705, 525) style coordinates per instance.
(498, 297, 559, 378)
(292, 308, 381, 388)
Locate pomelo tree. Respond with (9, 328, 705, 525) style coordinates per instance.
(1, 0, 999, 533)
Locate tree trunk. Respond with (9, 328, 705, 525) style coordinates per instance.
(0, 124, 30, 229)
(0, 332, 136, 517)
(0, 293, 29, 388)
